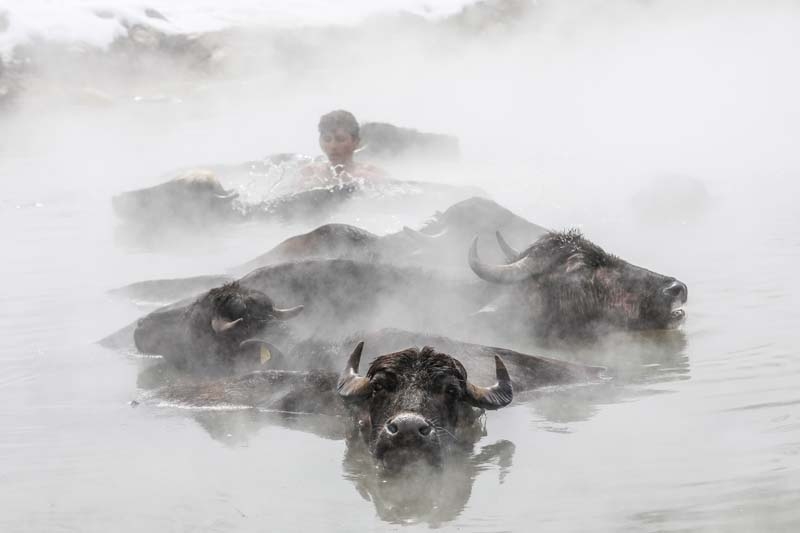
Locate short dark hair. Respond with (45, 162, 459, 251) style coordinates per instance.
(318, 110, 359, 139)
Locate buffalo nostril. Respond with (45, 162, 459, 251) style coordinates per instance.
(663, 280, 688, 302)
(385, 413, 433, 438)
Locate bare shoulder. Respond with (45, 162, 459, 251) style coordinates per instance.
(356, 162, 389, 180)
(300, 162, 323, 177)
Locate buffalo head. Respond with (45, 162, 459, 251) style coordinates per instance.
(337, 342, 512, 471)
(134, 282, 302, 371)
(469, 229, 688, 339)
(112, 171, 240, 225)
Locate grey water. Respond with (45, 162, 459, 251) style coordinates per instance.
(2, 2, 800, 531)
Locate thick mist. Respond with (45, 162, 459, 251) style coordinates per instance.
(4, 0, 799, 235)
(2, 1, 799, 531)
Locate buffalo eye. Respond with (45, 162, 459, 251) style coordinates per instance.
(445, 384, 461, 399)
(370, 374, 396, 395)
(226, 299, 247, 319)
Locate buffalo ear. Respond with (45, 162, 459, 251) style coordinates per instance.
(238, 338, 285, 365)
(465, 356, 513, 410)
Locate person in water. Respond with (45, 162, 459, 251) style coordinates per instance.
(298, 109, 386, 187)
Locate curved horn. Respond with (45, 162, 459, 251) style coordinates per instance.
(468, 237, 538, 284)
(211, 316, 243, 334)
(466, 355, 513, 410)
(337, 341, 372, 399)
(271, 304, 304, 320)
(402, 226, 448, 243)
(214, 191, 239, 200)
(495, 231, 519, 262)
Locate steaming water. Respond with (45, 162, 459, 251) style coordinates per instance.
(2, 1, 800, 531)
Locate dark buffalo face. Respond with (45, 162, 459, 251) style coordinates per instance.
(337, 343, 512, 472)
(134, 282, 302, 371)
(469, 230, 688, 339)
(112, 172, 240, 225)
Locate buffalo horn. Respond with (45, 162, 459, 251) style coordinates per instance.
(402, 226, 448, 242)
(495, 230, 520, 262)
(211, 316, 243, 334)
(468, 237, 538, 284)
(466, 355, 513, 410)
(271, 305, 304, 320)
(214, 191, 239, 200)
(337, 341, 372, 399)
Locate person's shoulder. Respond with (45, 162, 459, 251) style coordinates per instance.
(356, 162, 388, 179)
(300, 162, 320, 176)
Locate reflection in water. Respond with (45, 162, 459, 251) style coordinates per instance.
(133, 326, 691, 525)
(538, 328, 689, 386)
(143, 355, 518, 527)
(343, 439, 515, 526)
(521, 329, 690, 426)
(145, 374, 517, 527)
(191, 409, 347, 446)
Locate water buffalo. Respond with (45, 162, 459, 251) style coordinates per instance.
(468, 229, 689, 341)
(111, 170, 243, 227)
(151, 340, 534, 472)
(133, 282, 303, 372)
(357, 122, 460, 162)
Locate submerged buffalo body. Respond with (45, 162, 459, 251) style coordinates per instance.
(112, 170, 357, 227)
(358, 122, 460, 162)
(109, 197, 546, 303)
(469, 229, 688, 340)
(112, 171, 243, 226)
(123, 262, 491, 367)
(134, 282, 302, 372)
(214, 260, 491, 343)
(234, 196, 548, 275)
(233, 223, 384, 275)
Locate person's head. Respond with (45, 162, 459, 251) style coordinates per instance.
(318, 110, 360, 166)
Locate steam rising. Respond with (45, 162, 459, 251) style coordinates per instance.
(2, 1, 799, 531)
